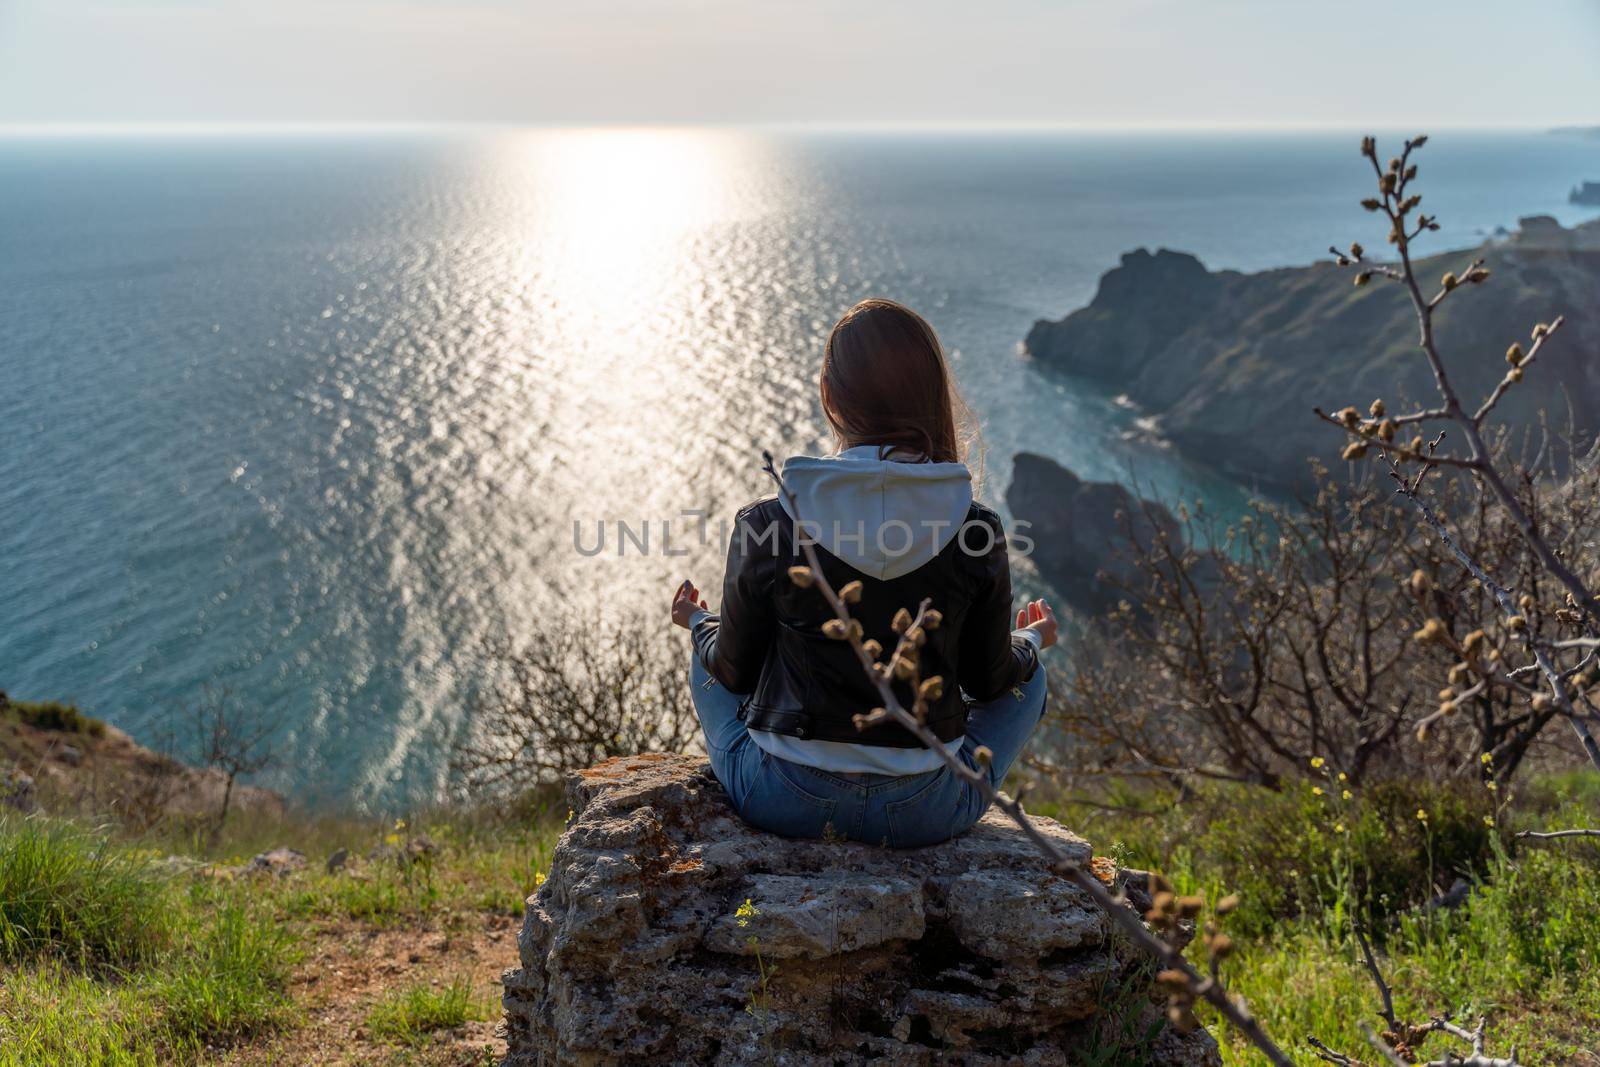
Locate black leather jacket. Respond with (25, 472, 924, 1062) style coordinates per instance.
(691, 496, 1037, 747)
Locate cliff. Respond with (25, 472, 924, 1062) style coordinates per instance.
(1025, 217, 1600, 491)
(0, 691, 282, 822)
(1005, 452, 1193, 615)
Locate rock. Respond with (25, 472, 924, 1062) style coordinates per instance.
(154, 855, 210, 877)
(367, 834, 438, 868)
(1025, 217, 1600, 492)
(2, 770, 37, 813)
(1005, 452, 1192, 615)
(246, 847, 307, 877)
(703, 872, 926, 958)
(502, 753, 1220, 1067)
(1025, 248, 1225, 390)
(1517, 214, 1568, 241)
(55, 744, 84, 767)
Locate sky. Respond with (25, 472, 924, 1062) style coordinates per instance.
(1, 0, 1597, 129)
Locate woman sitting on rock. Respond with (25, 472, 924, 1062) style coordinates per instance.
(670, 298, 1057, 848)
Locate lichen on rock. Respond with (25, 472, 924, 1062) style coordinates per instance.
(501, 753, 1220, 1066)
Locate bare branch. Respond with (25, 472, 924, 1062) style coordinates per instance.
(1354, 926, 1397, 1033)
(1514, 827, 1600, 841)
(1472, 316, 1566, 424)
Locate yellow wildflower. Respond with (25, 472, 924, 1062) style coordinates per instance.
(534, 871, 546, 888)
(384, 833, 400, 845)
(1483, 815, 1495, 827)
(1310, 757, 1326, 770)
(1337, 772, 1348, 782)
(735, 897, 758, 928)
(1416, 809, 1429, 823)
(1335, 823, 1346, 834)
(1480, 752, 1493, 765)
(1486, 781, 1497, 792)
(1312, 786, 1324, 796)
(1342, 790, 1353, 801)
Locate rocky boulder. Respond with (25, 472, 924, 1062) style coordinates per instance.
(245, 847, 307, 877)
(1007, 452, 1202, 616)
(502, 753, 1220, 1066)
(2, 769, 37, 813)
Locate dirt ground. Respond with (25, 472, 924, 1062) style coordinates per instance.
(218, 912, 518, 1066)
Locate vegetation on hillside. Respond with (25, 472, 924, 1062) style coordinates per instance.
(1, 693, 105, 738)
(1035, 771, 1600, 1064)
(2, 758, 1593, 1065)
(0, 793, 564, 1066)
(1055, 437, 1600, 791)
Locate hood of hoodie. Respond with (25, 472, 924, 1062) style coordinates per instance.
(778, 445, 974, 581)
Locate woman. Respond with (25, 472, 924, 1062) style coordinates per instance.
(670, 298, 1057, 849)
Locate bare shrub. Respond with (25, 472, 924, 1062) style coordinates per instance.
(186, 685, 278, 841)
(1317, 135, 1600, 780)
(110, 754, 190, 834)
(1303, 132, 1598, 1067)
(451, 615, 697, 793)
(1055, 438, 1600, 790)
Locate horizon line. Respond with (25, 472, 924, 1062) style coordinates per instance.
(0, 119, 1592, 138)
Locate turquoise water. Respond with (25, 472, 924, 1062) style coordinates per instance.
(3, 129, 1597, 807)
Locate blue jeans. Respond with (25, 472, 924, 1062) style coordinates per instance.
(689, 654, 1048, 849)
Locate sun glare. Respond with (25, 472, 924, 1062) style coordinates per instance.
(505, 128, 762, 316)
(484, 128, 786, 454)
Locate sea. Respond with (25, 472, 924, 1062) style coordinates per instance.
(3, 127, 1597, 807)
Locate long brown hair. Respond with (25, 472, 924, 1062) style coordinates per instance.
(819, 298, 975, 465)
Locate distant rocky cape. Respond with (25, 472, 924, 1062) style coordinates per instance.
(1025, 216, 1600, 492)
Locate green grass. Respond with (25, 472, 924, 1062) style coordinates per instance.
(0, 962, 165, 1067)
(1, 697, 106, 736)
(1038, 776, 1499, 939)
(0, 732, 564, 1064)
(1044, 773, 1600, 1064)
(0, 818, 169, 970)
(268, 803, 561, 925)
(365, 976, 485, 1045)
(152, 896, 297, 1045)
(9, 743, 1589, 1066)
(0, 818, 297, 1063)
(0, 792, 563, 1062)
(1217, 843, 1600, 1064)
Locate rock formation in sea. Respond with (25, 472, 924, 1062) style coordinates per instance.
(502, 753, 1222, 1066)
(1025, 217, 1600, 492)
(1004, 452, 1188, 615)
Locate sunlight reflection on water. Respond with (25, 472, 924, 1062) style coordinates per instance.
(4, 128, 1595, 805)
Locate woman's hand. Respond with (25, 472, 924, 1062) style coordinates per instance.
(671, 578, 709, 630)
(1015, 597, 1059, 650)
